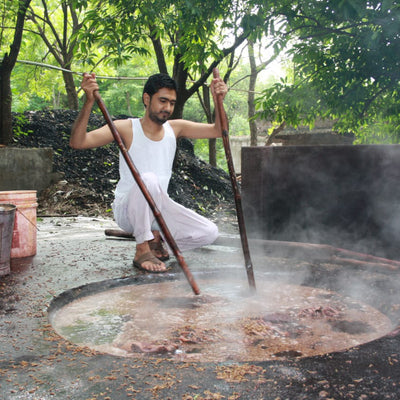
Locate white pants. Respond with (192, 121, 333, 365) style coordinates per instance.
(112, 172, 219, 252)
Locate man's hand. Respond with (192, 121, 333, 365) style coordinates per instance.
(210, 75, 228, 101)
(81, 73, 99, 102)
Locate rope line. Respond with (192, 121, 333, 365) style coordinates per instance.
(17, 60, 149, 81)
(16, 59, 262, 94)
(17, 208, 40, 231)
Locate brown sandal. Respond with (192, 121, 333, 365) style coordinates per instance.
(149, 240, 170, 261)
(133, 252, 170, 273)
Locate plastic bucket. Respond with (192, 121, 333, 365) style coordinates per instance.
(0, 191, 38, 259)
(0, 204, 16, 276)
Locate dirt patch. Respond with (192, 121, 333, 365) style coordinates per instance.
(12, 110, 236, 221)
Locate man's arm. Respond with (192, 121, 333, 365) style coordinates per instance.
(70, 73, 131, 149)
(170, 76, 228, 140)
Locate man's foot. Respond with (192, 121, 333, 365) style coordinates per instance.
(149, 231, 170, 261)
(133, 252, 169, 273)
(149, 240, 170, 261)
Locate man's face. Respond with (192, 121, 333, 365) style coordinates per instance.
(145, 88, 177, 125)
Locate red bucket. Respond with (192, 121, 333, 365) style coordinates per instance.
(0, 191, 37, 259)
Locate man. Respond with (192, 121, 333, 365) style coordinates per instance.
(70, 72, 228, 273)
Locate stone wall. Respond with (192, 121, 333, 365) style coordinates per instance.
(0, 147, 60, 194)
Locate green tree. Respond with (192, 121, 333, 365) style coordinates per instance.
(75, 0, 270, 118)
(74, 0, 276, 164)
(0, 0, 31, 145)
(25, 0, 85, 109)
(247, 39, 278, 145)
(256, 0, 400, 142)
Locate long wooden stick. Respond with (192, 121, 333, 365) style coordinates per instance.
(94, 91, 200, 295)
(213, 68, 256, 291)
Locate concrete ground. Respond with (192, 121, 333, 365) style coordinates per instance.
(1, 216, 400, 399)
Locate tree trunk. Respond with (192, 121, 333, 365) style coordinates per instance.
(0, 0, 31, 145)
(265, 121, 286, 145)
(0, 59, 13, 145)
(201, 81, 217, 166)
(126, 91, 132, 115)
(62, 69, 79, 110)
(170, 57, 190, 120)
(150, 30, 168, 74)
(248, 40, 258, 146)
(25, 1, 82, 110)
(209, 138, 217, 166)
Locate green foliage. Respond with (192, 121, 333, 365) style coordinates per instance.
(13, 114, 33, 137)
(75, 0, 232, 70)
(11, 61, 67, 111)
(182, 95, 208, 123)
(193, 138, 227, 170)
(6, 0, 400, 149)
(89, 62, 158, 116)
(75, 0, 149, 67)
(257, 0, 400, 141)
(255, 77, 321, 128)
(355, 119, 400, 144)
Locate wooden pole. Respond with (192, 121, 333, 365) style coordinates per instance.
(213, 68, 256, 291)
(94, 91, 200, 295)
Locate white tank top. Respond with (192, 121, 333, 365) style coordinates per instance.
(114, 118, 176, 198)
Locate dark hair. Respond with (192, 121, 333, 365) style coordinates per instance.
(142, 73, 177, 105)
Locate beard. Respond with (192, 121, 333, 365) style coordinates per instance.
(148, 109, 170, 125)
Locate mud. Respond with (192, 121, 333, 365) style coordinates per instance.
(49, 279, 393, 362)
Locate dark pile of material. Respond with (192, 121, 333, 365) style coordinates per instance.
(12, 110, 235, 218)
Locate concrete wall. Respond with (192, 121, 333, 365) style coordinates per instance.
(230, 136, 251, 173)
(273, 133, 354, 146)
(229, 136, 269, 173)
(225, 132, 351, 174)
(241, 145, 400, 259)
(0, 147, 59, 194)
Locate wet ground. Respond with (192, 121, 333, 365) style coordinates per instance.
(1, 216, 400, 399)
